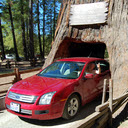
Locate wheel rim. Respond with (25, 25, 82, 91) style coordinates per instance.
(68, 97, 79, 117)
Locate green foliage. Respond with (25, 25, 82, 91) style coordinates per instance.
(0, 0, 61, 58)
(104, 48, 109, 58)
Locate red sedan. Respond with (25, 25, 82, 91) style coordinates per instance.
(5, 57, 110, 120)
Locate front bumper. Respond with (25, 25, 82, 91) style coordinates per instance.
(5, 97, 65, 120)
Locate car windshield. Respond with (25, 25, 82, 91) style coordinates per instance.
(38, 61, 85, 79)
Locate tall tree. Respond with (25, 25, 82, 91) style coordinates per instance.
(37, 0, 43, 59)
(29, 0, 34, 60)
(8, 1, 19, 61)
(25, 0, 29, 55)
(53, 0, 56, 38)
(42, 0, 46, 59)
(0, 18, 5, 60)
(20, 0, 28, 60)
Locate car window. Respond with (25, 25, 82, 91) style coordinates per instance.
(85, 62, 97, 75)
(96, 60, 109, 73)
(38, 61, 85, 79)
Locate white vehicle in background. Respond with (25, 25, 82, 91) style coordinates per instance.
(5, 54, 15, 60)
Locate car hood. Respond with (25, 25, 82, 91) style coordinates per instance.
(10, 75, 76, 95)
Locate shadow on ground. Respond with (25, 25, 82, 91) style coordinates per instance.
(112, 103, 128, 128)
(0, 111, 4, 114)
(0, 68, 14, 74)
(19, 96, 103, 127)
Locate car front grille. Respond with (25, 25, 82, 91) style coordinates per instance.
(8, 91, 38, 104)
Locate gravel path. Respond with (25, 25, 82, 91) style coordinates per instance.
(0, 96, 101, 128)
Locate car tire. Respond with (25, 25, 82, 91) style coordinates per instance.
(62, 94, 80, 119)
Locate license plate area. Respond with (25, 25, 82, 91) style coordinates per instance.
(10, 102, 20, 112)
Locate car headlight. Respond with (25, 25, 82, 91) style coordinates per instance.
(39, 92, 56, 105)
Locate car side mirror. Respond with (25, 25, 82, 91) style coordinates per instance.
(84, 74, 94, 79)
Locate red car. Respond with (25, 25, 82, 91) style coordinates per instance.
(5, 57, 110, 120)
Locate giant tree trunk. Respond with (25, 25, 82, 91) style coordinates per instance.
(105, 0, 128, 97)
(8, 2, 19, 61)
(43, 0, 128, 97)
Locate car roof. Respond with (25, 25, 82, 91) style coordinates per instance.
(57, 57, 104, 63)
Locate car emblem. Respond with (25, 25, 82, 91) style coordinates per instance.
(15, 96, 20, 99)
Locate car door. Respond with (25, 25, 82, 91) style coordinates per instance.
(80, 62, 99, 103)
(94, 60, 110, 93)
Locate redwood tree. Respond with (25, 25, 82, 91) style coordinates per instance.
(20, 0, 28, 60)
(37, 0, 43, 59)
(0, 18, 5, 60)
(42, 0, 46, 59)
(8, 1, 19, 61)
(28, 0, 34, 60)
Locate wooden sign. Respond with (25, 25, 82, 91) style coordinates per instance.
(69, 2, 108, 26)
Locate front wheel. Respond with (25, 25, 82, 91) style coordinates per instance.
(62, 94, 80, 119)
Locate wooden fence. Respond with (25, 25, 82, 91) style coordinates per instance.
(0, 59, 44, 68)
(78, 79, 128, 128)
(0, 67, 41, 95)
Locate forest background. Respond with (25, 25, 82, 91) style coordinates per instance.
(0, 0, 61, 61)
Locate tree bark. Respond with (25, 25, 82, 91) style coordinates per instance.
(105, 0, 128, 97)
(0, 18, 5, 60)
(8, 2, 19, 61)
